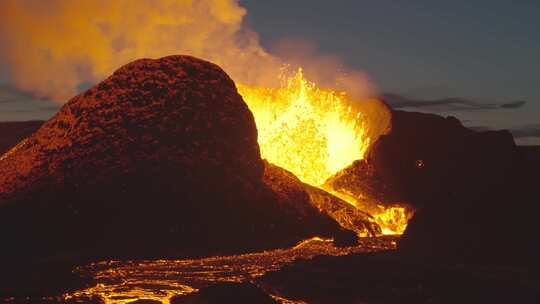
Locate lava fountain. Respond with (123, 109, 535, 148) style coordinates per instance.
(0, 0, 411, 234)
(238, 69, 370, 186)
(237, 69, 411, 235)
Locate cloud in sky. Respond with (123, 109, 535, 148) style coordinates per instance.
(500, 100, 527, 109)
(0, 84, 59, 121)
(382, 93, 527, 112)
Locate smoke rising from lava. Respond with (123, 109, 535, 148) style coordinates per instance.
(0, 0, 407, 235)
(0, 0, 376, 103)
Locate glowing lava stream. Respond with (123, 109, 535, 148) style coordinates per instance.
(62, 236, 398, 304)
(237, 69, 410, 235)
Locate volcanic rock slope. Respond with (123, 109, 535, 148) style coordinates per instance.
(258, 110, 540, 304)
(0, 55, 347, 261)
(326, 109, 540, 266)
(391, 111, 539, 266)
(263, 160, 379, 239)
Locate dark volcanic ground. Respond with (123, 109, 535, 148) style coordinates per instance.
(2, 120, 540, 303)
(1, 55, 539, 303)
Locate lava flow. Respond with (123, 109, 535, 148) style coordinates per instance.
(238, 70, 411, 235)
(63, 236, 398, 304)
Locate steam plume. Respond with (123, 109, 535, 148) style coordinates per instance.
(0, 0, 375, 103)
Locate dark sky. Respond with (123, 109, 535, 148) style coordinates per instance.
(241, 0, 540, 144)
(243, 0, 540, 99)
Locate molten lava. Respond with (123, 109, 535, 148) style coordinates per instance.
(63, 236, 398, 303)
(373, 206, 412, 235)
(237, 70, 411, 235)
(238, 69, 371, 186)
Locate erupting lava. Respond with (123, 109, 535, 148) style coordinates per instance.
(238, 70, 411, 235)
(238, 69, 370, 186)
(0, 0, 412, 236)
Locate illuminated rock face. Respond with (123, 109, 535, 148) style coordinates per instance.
(325, 111, 479, 209)
(323, 159, 414, 235)
(262, 160, 376, 239)
(0, 55, 262, 198)
(0, 55, 346, 260)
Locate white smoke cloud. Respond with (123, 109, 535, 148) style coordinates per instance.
(0, 0, 376, 103)
(0, 0, 283, 102)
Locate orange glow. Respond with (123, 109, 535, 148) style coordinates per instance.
(238, 70, 411, 235)
(322, 186, 413, 235)
(373, 206, 414, 235)
(63, 236, 398, 303)
(0, 0, 283, 101)
(238, 69, 371, 186)
(0, 0, 410, 236)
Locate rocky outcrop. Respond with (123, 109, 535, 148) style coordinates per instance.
(324, 159, 387, 205)
(0, 55, 263, 200)
(323, 158, 414, 227)
(325, 110, 516, 208)
(263, 161, 379, 238)
(367, 110, 518, 207)
(364, 110, 536, 266)
(0, 55, 347, 261)
(323, 108, 539, 266)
